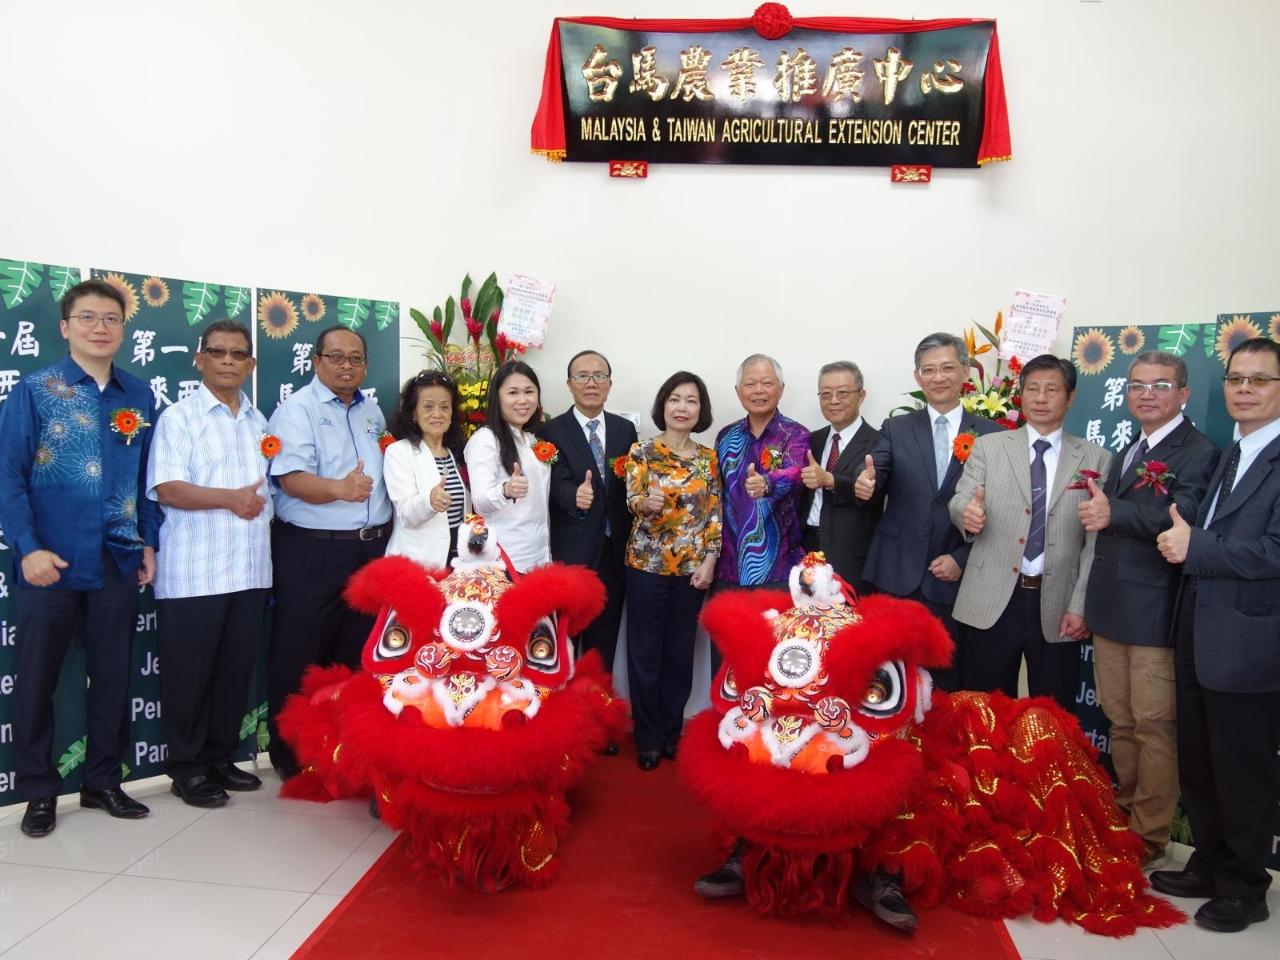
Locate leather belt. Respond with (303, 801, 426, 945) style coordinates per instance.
(1018, 574, 1042, 589)
(281, 521, 388, 542)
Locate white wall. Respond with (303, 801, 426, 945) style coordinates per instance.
(3, 0, 1276, 435)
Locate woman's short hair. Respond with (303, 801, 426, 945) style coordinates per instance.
(651, 371, 713, 433)
(393, 370, 465, 453)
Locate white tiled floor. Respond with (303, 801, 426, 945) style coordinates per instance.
(0, 769, 1276, 959)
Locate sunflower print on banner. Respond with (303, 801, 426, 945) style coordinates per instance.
(1072, 328, 1114, 375)
(258, 291, 300, 340)
(100, 272, 140, 322)
(300, 293, 326, 323)
(1117, 325, 1144, 355)
(1215, 315, 1263, 366)
(141, 276, 170, 308)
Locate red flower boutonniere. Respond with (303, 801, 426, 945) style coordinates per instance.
(110, 408, 149, 445)
(1067, 468, 1103, 491)
(378, 431, 395, 455)
(760, 446, 784, 471)
(260, 434, 282, 459)
(533, 439, 559, 466)
(1134, 460, 1175, 496)
(952, 431, 978, 463)
(610, 454, 627, 479)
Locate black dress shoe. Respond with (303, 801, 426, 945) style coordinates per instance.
(1149, 868, 1215, 899)
(170, 775, 229, 808)
(661, 742, 678, 762)
(1194, 895, 1269, 932)
(208, 762, 262, 792)
(602, 742, 619, 756)
(694, 839, 746, 899)
(637, 750, 661, 771)
(20, 797, 57, 838)
(80, 787, 150, 819)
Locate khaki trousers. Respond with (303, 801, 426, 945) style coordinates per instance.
(1092, 634, 1178, 849)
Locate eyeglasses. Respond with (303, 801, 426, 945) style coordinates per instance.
(202, 347, 252, 362)
(68, 312, 124, 329)
(415, 371, 453, 384)
(319, 352, 366, 368)
(570, 373, 611, 384)
(1126, 381, 1178, 394)
(818, 389, 863, 402)
(917, 364, 962, 378)
(1223, 374, 1280, 388)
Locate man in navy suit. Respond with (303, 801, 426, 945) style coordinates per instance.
(1151, 338, 1280, 933)
(539, 350, 637, 754)
(855, 333, 1000, 690)
(1080, 350, 1218, 869)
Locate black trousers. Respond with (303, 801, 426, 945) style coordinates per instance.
(267, 521, 386, 770)
(13, 555, 139, 799)
(158, 588, 268, 778)
(625, 567, 705, 753)
(902, 589, 964, 693)
(963, 584, 1080, 710)
(1174, 583, 1280, 900)
(576, 535, 626, 675)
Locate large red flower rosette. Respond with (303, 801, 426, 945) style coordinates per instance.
(752, 2, 793, 40)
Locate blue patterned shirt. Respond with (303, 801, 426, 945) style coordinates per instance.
(0, 355, 161, 589)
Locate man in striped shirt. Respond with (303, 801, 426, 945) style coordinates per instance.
(146, 320, 272, 808)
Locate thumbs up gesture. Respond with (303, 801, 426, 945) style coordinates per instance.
(504, 462, 529, 501)
(340, 459, 373, 502)
(228, 477, 268, 519)
(429, 478, 452, 513)
(801, 449, 830, 491)
(644, 480, 665, 515)
(1156, 503, 1191, 563)
(854, 454, 877, 501)
(962, 484, 986, 535)
(1077, 477, 1111, 531)
(745, 462, 768, 499)
(575, 469, 595, 511)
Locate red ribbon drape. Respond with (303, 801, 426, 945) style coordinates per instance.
(531, 15, 1011, 165)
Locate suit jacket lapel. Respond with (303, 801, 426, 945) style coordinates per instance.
(1048, 435, 1085, 510)
(1211, 434, 1280, 525)
(837, 422, 874, 472)
(562, 408, 599, 481)
(811, 425, 831, 463)
(1117, 420, 1187, 495)
(940, 411, 979, 491)
(1001, 428, 1033, 506)
(911, 410, 941, 488)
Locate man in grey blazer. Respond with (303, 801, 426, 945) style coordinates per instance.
(1080, 350, 1219, 870)
(1150, 337, 1280, 933)
(949, 354, 1112, 710)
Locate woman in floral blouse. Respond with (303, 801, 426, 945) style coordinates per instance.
(624, 371, 722, 771)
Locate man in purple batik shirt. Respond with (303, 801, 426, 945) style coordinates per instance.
(715, 354, 810, 590)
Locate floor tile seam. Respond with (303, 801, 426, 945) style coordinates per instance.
(247, 893, 342, 960)
(111, 870, 321, 896)
(0, 867, 114, 957)
(308, 821, 382, 894)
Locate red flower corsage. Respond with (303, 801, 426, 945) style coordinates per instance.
(533, 439, 559, 465)
(110, 408, 149, 445)
(1067, 468, 1103, 491)
(760, 446, 784, 471)
(953, 431, 978, 463)
(1134, 459, 1175, 496)
(610, 454, 627, 479)
(378, 431, 395, 455)
(260, 434, 282, 459)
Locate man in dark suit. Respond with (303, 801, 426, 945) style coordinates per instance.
(855, 333, 1000, 690)
(800, 361, 882, 595)
(1151, 337, 1280, 933)
(1080, 350, 1218, 870)
(539, 350, 637, 738)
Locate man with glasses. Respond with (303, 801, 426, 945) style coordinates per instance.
(146, 319, 273, 807)
(264, 325, 391, 780)
(854, 333, 999, 691)
(538, 350, 636, 747)
(1150, 338, 1280, 933)
(799, 361, 882, 595)
(0, 279, 160, 837)
(1079, 350, 1218, 870)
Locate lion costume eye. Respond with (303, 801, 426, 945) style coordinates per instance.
(525, 615, 559, 670)
(857, 661, 907, 718)
(720, 669, 739, 702)
(374, 614, 411, 661)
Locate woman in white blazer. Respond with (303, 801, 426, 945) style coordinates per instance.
(384, 371, 470, 569)
(464, 360, 552, 573)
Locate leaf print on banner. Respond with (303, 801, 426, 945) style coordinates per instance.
(56, 735, 88, 777)
(337, 297, 370, 330)
(1155, 324, 1196, 356)
(374, 300, 399, 331)
(183, 280, 221, 326)
(239, 702, 266, 742)
(0, 259, 44, 308)
(222, 285, 250, 319)
(46, 264, 81, 302)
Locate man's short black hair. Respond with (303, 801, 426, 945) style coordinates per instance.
(60, 278, 126, 321)
(315, 324, 368, 357)
(566, 349, 611, 378)
(1018, 354, 1077, 394)
(1227, 337, 1280, 372)
(200, 319, 253, 354)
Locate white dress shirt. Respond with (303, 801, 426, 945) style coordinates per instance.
(1126, 413, 1184, 472)
(464, 424, 552, 572)
(927, 403, 964, 449)
(384, 439, 470, 568)
(1021, 425, 1063, 576)
(806, 417, 862, 527)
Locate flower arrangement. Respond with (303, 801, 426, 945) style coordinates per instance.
(532, 439, 559, 466)
(410, 273, 529, 437)
(260, 434, 282, 459)
(110, 407, 149, 445)
(1133, 460, 1175, 496)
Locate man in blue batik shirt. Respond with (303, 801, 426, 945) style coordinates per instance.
(0, 279, 161, 838)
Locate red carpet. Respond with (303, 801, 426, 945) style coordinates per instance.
(293, 744, 1020, 960)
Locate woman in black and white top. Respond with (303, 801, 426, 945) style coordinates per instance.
(384, 371, 469, 568)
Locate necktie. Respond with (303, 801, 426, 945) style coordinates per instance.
(1124, 437, 1149, 474)
(587, 419, 609, 534)
(1208, 441, 1241, 524)
(1025, 438, 1050, 561)
(824, 431, 841, 472)
(933, 415, 950, 488)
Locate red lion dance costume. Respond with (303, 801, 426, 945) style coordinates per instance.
(276, 521, 627, 891)
(679, 554, 1184, 935)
